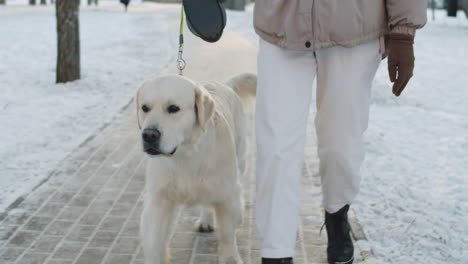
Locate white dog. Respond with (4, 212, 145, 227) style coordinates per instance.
(136, 73, 256, 264)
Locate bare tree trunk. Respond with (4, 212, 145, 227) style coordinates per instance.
(51, 0, 55, 4)
(40, 0, 46, 4)
(56, 0, 80, 83)
(29, 0, 36, 5)
(0, 0, 6, 5)
(448, 0, 458, 16)
(87, 0, 91, 5)
(94, 0, 98, 5)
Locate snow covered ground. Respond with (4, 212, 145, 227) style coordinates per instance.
(0, 0, 173, 212)
(356, 11, 468, 264)
(229, 6, 468, 264)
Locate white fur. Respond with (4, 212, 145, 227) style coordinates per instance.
(136, 73, 256, 264)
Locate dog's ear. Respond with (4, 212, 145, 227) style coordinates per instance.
(194, 85, 214, 132)
(135, 87, 142, 130)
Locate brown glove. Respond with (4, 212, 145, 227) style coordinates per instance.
(388, 33, 415, 97)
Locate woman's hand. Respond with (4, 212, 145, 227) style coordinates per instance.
(388, 33, 415, 96)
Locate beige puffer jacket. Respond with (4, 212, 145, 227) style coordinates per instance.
(254, 0, 428, 51)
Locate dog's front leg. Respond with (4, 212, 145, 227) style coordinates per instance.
(140, 197, 177, 264)
(214, 196, 243, 264)
(197, 206, 215, 232)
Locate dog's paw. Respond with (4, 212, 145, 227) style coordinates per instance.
(197, 222, 214, 233)
(196, 209, 215, 233)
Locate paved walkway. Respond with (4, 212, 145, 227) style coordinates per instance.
(0, 8, 374, 264)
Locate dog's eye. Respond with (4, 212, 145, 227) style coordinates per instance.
(167, 105, 180, 114)
(141, 105, 150, 113)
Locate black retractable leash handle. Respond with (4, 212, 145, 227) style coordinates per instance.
(183, 0, 227, 43)
(177, 0, 227, 75)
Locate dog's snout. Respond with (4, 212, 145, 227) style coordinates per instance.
(142, 128, 161, 143)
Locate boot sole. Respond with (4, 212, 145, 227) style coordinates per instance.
(329, 256, 353, 264)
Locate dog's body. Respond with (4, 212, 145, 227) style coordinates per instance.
(136, 73, 256, 264)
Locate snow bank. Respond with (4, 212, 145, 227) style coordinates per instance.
(0, 1, 173, 212)
(356, 10, 468, 264)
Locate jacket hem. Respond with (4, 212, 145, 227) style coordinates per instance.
(255, 27, 388, 52)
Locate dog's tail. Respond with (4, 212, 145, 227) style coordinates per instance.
(226, 73, 257, 99)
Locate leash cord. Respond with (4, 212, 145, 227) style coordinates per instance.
(177, 5, 186, 75)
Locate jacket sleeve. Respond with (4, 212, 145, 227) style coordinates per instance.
(386, 0, 428, 34)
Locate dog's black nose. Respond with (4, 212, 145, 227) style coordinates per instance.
(142, 128, 161, 143)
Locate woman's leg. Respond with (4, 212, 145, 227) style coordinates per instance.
(255, 39, 316, 258)
(314, 39, 381, 213)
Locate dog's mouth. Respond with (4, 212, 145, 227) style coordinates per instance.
(144, 147, 177, 157)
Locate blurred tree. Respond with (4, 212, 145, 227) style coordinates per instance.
(120, 0, 130, 12)
(40, 0, 46, 4)
(0, 0, 5, 5)
(464, 0, 468, 17)
(448, 0, 458, 16)
(56, 0, 80, 83)
(87, 0, 98, 5)
(29, 0, 36, 5)
(224, 0, 245, 10)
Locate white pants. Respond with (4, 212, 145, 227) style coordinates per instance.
(255, 38, 381, 258)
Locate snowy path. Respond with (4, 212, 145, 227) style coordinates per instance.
(0, 2, 173, 212)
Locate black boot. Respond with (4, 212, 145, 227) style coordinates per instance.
(262, 257, 293, 264)
(325, 205, 354, 264)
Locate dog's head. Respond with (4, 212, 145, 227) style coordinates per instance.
(135, 74, 214, 157)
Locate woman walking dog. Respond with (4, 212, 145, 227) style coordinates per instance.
(253, 1, 427, 264)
